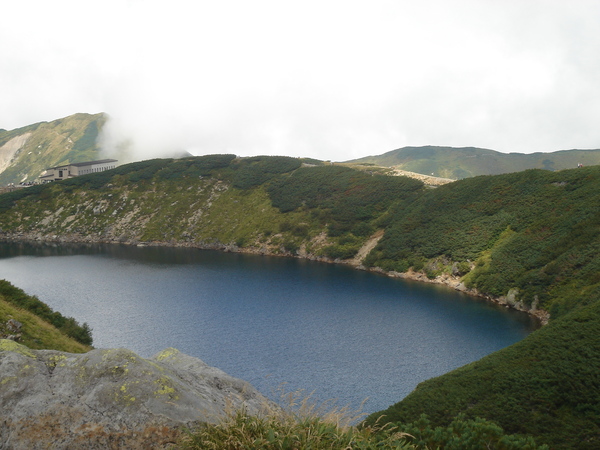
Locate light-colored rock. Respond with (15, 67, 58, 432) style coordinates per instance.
(0, 340, 271, 449)
(0, 133, 31, 174)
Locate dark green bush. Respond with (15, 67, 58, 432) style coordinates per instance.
(232, 156, 301, 189)
(267, 165, 423, 238)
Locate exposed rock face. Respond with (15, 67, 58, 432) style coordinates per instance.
(0, 133, 31, 174)
(0, 340, 270, 449)
(0, 319, 22, 341)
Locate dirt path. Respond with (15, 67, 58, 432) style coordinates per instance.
(349, 229, 384, 266)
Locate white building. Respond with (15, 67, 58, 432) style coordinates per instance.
(39, 159, 118, 182)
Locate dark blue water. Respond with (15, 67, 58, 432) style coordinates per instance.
(0, 242, 537, 414)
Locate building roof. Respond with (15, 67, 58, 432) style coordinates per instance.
(69, 159, 118, 167)
(47, 159, 118, 170)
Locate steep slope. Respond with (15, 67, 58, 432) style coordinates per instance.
(348, 145, 600, 179)
(0, 113, 106, 185)
(0, 155, 423, 263)
(365, 166, 600, 320)
(365, 295, 600, 449)
(0, 299, 90, 354)
(0, 280, 91, 351)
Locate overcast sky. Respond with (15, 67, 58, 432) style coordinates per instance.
(2, 0, 600, 161)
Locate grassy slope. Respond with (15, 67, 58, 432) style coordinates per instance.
(0, 156, 423, 261)
(0, 297, 91, 353)
(349, 146, 600, 179)
(0, 113, 105, 184)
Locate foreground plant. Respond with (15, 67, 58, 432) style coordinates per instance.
(178, 389, 413, 449)
(178, 388, 549, 449)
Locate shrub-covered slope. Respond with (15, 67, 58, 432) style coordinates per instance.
(0, 155, 423, 262)
(365, 295, 600, 449)
(367, 166, 600, 320)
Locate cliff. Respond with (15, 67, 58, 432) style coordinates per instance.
(0, 340, 270, 449)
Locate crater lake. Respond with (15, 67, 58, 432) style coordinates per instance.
(0, 242, 538, 414)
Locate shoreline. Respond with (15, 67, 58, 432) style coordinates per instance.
(0, 232, 550, 326)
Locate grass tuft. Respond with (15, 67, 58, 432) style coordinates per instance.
(178, 387, 413, 449)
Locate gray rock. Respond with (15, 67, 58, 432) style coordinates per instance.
(6, 319, 22, 334)
(0, 340, 271, 449)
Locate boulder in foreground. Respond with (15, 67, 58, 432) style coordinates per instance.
(0, 340, 269, 449)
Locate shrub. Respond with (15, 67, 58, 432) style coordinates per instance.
(232, 156, 302, 189)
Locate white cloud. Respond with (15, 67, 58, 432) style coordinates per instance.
(1, 0, 600, 161)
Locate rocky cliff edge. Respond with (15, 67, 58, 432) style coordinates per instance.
(0, 340, 270, 449)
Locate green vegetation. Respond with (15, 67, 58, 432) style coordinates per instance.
(365, 297, 600, 449)
(0, 155, 424, 261)
(348, 145, 600, 179)
(179, 390, 547, 449)
(0, 154, 599, 447)
(393, 414, 547, 449)
(268, 165, 422, 226)
(366, 167, 600, 318)
(0, 302, 90, 353)
(231, 155, 302, 189)
(0, 280, 92, 346)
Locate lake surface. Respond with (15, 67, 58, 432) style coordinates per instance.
(0, 242, 538, 414)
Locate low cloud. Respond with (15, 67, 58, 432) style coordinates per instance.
(2, 1, 600, 161)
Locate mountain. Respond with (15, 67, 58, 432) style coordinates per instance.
(0, 113, 106, 185)
(0, 155, 598, 447)
(347, 145, 600, 179)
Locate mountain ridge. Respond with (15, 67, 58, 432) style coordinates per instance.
(3, 113, 600, 185)
(346, 145, 600, 179)
(0, 113, 106, 185)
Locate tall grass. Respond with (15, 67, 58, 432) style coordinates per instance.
(178, 388, 413, 449)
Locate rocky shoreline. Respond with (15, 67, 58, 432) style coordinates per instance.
(0, 230, 549, 326)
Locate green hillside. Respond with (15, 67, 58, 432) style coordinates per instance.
(0, 113, 106, 185)
(0, 156, 423, 261)
(0, 156, 597, 320)
(0, 155, 598, 447)
(348, 145, 600, 179)
(365, 298, 600, 449)
(366, 166, 600, 320)
(0, 280, 92, 353)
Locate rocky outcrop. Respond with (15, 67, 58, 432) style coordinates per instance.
(0, 319, 23, 341)
(0, 340, 271, 449)
(0, 133, 31, 174)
